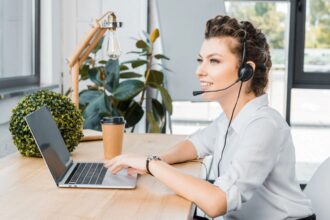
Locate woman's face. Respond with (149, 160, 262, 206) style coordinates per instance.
(196, 37, 240, 102)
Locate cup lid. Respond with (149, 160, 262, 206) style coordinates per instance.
(101, 116, 126, 125)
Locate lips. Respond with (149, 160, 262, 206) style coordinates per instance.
(200, 81, 213, 90)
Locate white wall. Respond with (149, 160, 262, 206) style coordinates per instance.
(61, 0, 148, 93)
(154, 0, 225, 101)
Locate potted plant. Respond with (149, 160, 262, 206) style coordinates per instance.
(68, 28, 172, 132)
(9, 90, 83, 157)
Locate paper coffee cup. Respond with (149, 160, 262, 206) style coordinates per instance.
(101, 116, 126, 160)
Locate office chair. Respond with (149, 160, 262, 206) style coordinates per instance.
(303, 157, 330, 220)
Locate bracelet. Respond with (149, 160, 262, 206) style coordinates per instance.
(146, 155, 161, 176)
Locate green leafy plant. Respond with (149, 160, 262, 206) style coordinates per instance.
(9, 90, 83, 157)
(75, 28, 173, 132)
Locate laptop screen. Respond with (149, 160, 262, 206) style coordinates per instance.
(25, 106, 72, 185)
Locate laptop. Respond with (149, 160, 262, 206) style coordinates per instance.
(24, 106, 137, 189)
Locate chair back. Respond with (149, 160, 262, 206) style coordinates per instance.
(304, 157, 330, 220)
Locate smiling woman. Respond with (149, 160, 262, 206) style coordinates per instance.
(104, 15, 315, 220)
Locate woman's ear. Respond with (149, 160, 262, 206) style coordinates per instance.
(246, 61, 256, 72)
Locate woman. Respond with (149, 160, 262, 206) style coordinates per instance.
(105, 15, 315, 220)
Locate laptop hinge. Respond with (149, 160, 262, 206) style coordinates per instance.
(57, 160, 75, 186)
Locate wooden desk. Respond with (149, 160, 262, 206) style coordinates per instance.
(0, 134, 202, 220)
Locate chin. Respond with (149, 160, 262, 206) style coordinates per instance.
(201, 93, 221, 102)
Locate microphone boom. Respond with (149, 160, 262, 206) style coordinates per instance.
(192, 79, 240, 96)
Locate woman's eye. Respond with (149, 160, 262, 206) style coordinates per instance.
(210, 59, 220, 64)
(196, 58, 203, 63)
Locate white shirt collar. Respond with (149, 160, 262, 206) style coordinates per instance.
(226, 94, 269, 133)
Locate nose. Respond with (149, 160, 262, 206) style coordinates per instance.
(195, 63, 207, 78)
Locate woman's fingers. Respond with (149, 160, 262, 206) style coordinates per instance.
(103, 154, 148, 175)
(103, 159, 115, 168)
(103, 155, 124, 168)
(108, 158, 128, 174)
(111, 164, 127, 174)
(127, 167, 138, 175)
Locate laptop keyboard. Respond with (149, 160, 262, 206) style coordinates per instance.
(66, 163, 107, 185)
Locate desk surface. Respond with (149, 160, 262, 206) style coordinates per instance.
(0, 133, 202, 220)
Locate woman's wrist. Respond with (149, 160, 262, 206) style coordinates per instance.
(159, 154, 169, 164)
(146, 155, 162, 176)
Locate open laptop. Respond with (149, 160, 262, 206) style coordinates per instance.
(24, 106, 137, 189)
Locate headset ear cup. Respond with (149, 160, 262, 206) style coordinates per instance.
(238, 63, 254, 82)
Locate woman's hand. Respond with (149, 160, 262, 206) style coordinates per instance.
(104, 154, 148, 175)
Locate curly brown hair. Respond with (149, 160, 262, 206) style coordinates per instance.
(205, 15, 272, 96)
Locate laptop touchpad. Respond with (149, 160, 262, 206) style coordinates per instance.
(103, 169, 137, 188)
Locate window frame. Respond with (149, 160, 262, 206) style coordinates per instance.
(0, 0, 40, 89)
(293, 0, 330, 89)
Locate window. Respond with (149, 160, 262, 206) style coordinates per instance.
(293, 0, 330, 88)
(290, 89, 330, 179)
(288, 0, 330, 177)
(225, 1, 290, 117)
(304, 0, 330, 73)
(0, 0, 40, 89)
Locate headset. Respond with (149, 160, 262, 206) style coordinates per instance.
(238, 40, 254, 82)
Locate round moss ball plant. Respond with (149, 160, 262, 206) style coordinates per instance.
(9, 90, 84, 157)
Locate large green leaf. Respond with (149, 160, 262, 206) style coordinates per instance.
(121, 59, 143, 64)
(146, 111, 160, 133)
(83, 111, 111, 131)
(158, 86, 172, 115)
(112, 80, 145, 101)
(114, 99, 131, 112)
(120, 64, 129, 71)
(136, 40, 148, 49)
(120, 72, 142, 79)
(105, 59, 120, 92)
(122, 59, 148, 69)
(154, 54, 170, 60)
(79, 89, 102, 108)
(88, 67, 103, 86)
(146, 70, 164, 85)
(98, 60, 107, 65)
(151, 98, 166, 131)
(83, 94, 121, 131)
(148, 82, 173, 115)
(83, 93, 110, 118)
(123, 100, 144, 128)
(132, 60, 148, 68)
(83, 93, 112, 131)
(80, 64, 89, 80)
